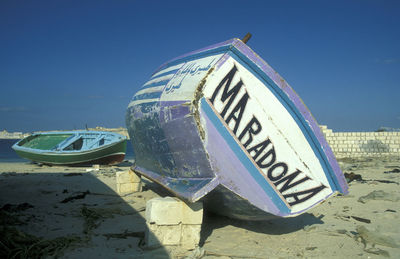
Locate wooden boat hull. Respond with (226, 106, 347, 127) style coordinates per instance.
(126, 38, 348, 220)
(12, 131, 127, 166)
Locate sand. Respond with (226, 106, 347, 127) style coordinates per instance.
(0, 157, 399, 258)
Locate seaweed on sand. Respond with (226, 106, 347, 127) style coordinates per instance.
(79, 205, 134, 235)
(0, 226, 82, 259)
(80, 206, 104, 235)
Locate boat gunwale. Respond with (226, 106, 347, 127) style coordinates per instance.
(13, 150, 126, 165)
(12, 131, 127, 155)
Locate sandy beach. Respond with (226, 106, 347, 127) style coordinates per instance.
(0, 157, 399, 258)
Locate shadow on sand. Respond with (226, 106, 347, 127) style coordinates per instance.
(0, 163, 170, 258)
(199, 211, 324, 246)
(0, 161, 329, 258)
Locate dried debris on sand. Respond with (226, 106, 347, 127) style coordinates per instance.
(0, 157, 399, 258)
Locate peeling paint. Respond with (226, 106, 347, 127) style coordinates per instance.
(126, 38, 348, 220)
(193, 68, 214, 140)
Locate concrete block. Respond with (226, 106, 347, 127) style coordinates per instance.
(182, 201, 203, 225)
(116, 169, 141, 184)
(117, 182, 142, 194)
(146, 222, 181, 247)
(145, 197, 203, 249)
(146, 197, 204, 225)
(181, 224, 201, 249)
(146, 197, 184, 225)
(144, 197, 203, 249)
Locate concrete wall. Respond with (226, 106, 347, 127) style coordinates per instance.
(0, 130, 27, 139)
(320, 125, 400, 158)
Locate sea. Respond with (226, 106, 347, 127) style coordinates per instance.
(0, 139, 135, 163)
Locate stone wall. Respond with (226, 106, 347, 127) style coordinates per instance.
(319, 125, 400, 158)
(0, 130, 27, 139)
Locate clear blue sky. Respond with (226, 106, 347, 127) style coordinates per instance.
(1, 0, 399, 133)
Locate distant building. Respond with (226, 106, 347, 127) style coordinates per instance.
(0, 130, 28, 139)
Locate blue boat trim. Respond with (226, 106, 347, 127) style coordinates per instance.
(131, 91, 163, 102)
(201, 98, 290, 214)
(150, 69, 181, 80)
(141, 80, 170, 90)
(159, 45, 230, 70)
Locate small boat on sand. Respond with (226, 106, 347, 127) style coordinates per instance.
(12, 131, 127, 166)
(126, 36, 348, 220)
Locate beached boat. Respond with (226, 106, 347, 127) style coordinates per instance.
(126, 36, 348, 220)
(12, 131, 127, 166)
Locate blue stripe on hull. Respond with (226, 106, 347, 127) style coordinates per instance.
(132, 91, 163, 101)
(150, 69, 180, 79)
(227, 49, 341, 193)
(201, 98, 290, 214)
(141, 80, 170, 90)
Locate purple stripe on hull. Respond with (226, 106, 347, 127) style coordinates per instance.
(159, 100, 191, 123)
(202, 105, 281, 216)
(161, 115, 215, 178)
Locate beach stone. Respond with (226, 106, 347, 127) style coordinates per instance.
(116, 168, 142, 194)
(181, 224, 201, 249)
(116, 169, 141, 184)
(356, 225, 400, 248)
(146, 222, 181, 247)
(146, 197, 184, 225)
(146, 197, 203, 225)
(145, 197, 203, 248)
(364, 248, 390, 257)
(358, 190, 399, 203)
(117, 182, 142, 195)
(182, 201, 203, 225)
(185, 247, 205, 258)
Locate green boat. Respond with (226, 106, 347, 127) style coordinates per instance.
(12, 131, 127, 166)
